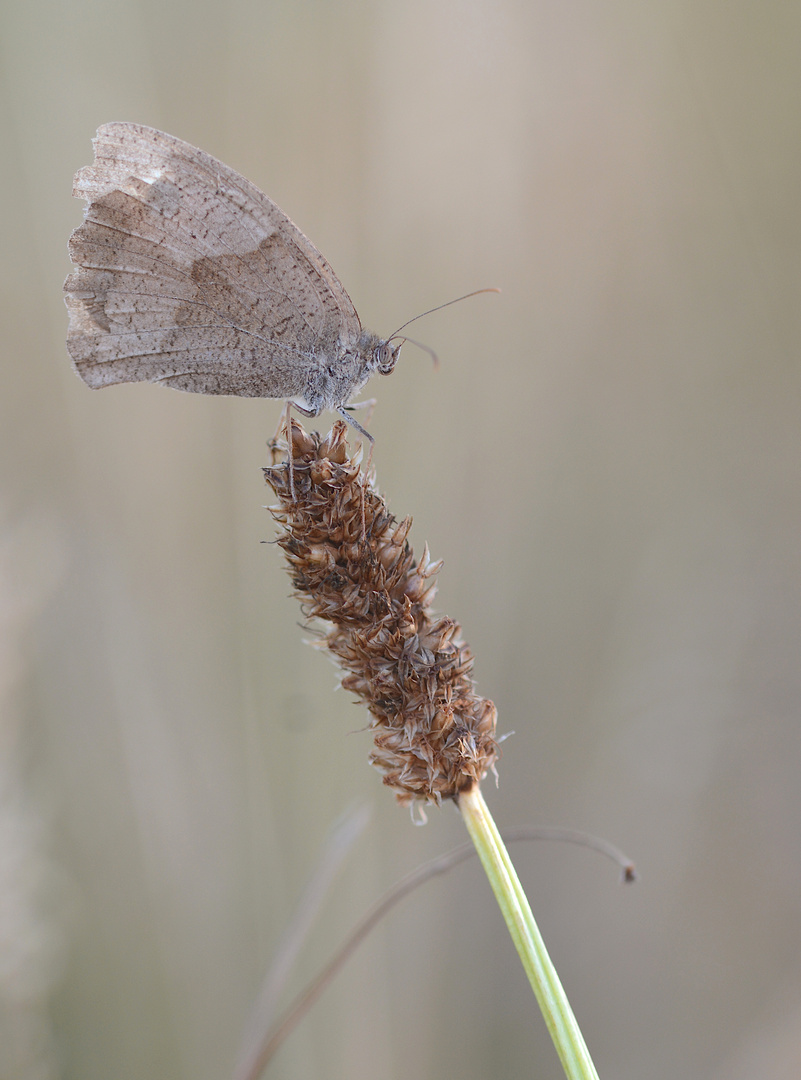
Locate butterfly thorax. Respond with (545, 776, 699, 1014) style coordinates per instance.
(291, 330, 400, 416)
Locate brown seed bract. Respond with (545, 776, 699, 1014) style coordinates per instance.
(264, 421, 499, 806)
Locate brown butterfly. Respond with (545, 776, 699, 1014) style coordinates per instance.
(64, 122, 404, 439)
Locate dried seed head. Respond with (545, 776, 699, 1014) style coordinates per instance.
(264, 421, 499, 807)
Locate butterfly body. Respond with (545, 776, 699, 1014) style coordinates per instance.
(64, 123, 401, 423)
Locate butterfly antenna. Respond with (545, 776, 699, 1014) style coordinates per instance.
(387, 287, 500, 341)
(392, 336, 440, 368)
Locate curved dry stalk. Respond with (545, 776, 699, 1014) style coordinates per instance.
(238, 827, 635, 1077)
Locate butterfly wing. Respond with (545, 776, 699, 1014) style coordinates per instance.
(64, 122, 362, 398)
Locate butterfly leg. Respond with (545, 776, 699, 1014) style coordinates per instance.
(336, 404, 375, 447)
(336, 405, 376, 542)
(284, 400, 295, 500)
(340, 403, 377, 481)
(341, 397, 377, 426)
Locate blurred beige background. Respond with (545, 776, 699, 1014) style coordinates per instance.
(2, 1, 800, 1078)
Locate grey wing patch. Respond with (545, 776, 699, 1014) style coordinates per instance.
(64, 123, 362, 399)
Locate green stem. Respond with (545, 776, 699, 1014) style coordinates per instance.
(458, 785, 600, 1080)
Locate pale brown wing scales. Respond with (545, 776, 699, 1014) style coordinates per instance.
(65, 123, 363, 400)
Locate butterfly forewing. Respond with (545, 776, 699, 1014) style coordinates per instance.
(65, 123, 363, 398)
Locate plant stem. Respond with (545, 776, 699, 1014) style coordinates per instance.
(458, 785, 600, 1080)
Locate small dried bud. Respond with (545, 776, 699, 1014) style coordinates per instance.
(264, 421, 498, 807)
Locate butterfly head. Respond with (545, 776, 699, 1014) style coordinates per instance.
(373, 339, 403, 376)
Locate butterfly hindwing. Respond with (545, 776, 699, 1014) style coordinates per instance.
(64, 123, 362, 399)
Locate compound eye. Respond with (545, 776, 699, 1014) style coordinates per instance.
(375, 342, 397, 374)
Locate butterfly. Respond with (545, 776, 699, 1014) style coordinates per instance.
(64, 122, 403, 440)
